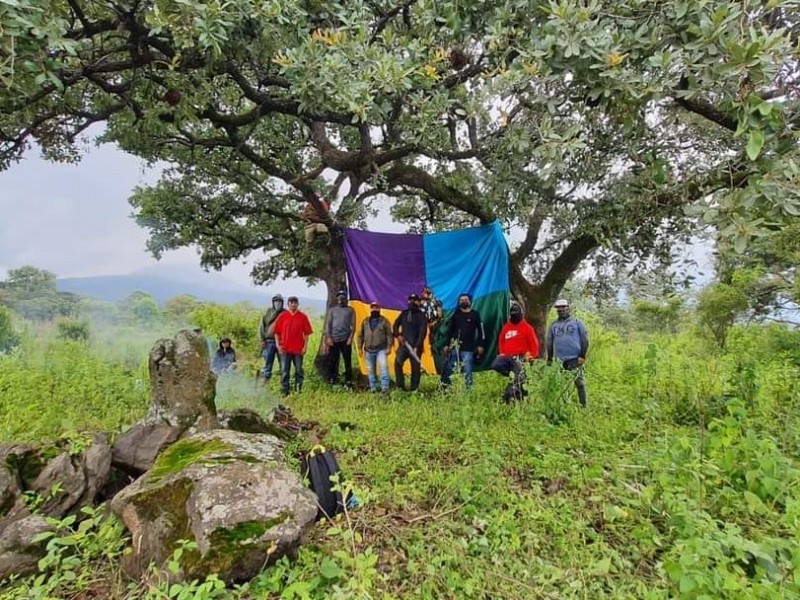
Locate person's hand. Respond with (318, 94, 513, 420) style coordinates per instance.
(301, 345, 307, 355)
(443, 345, 450, 357)
(346, 337, 353, 346)
(397, 335, 405, 345)
(260, 340, 267, 350)
(276, 345, 285, 355)
(577, 356, 586, 366)
(325, 336, 333, 347)
(526, 355, 536, 364)
(476, 346, 484, 359)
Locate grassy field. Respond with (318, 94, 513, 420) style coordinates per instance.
(1, 318, 800, 599)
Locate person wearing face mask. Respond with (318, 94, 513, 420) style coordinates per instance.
(546, 298, 589, 407)
(492, 303, 539, 402)
(392, 293, 427, 391)
(325, 290, 356, 387)
(441, 293, 486, 391)
(358, 301, 393, 394)
(259, 293, 285, 382)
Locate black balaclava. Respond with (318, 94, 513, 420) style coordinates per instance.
(509, 305, 522, 324)
(458, 294, 471, 310)
(370, 310, 380, 318)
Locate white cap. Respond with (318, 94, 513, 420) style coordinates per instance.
(554, 298, 569, 307)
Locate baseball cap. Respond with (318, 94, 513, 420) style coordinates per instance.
(336, 289, 347, 297)
(554, 298, 569, 308)
(370, 301, 380, 308)
(287, 296, 299, 303)
(408, 293, 420, 301)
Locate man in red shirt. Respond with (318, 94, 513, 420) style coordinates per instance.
(491, 303, 539, 403)
(274, 296, 314, 396)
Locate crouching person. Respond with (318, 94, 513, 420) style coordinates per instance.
(492, 304, 539, 403)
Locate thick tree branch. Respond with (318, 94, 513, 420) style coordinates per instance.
(384, 163, 494, 223)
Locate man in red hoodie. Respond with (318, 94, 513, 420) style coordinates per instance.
(274, 296, 314, 397)
(491, 303, 539, 402)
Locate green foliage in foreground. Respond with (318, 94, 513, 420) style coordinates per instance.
(2, 319, 800, 599)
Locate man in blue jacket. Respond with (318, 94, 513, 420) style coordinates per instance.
(546, 298, 589, 407)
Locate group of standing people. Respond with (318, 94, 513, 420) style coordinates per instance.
(256, 287, 589, 406)
(259, 294, 313, 397)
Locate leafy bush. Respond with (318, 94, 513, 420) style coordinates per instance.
(56, 318, 89, 342)
(0, 306, 20, 353)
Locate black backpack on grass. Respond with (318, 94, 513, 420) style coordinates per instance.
(299, 448, 350, 521)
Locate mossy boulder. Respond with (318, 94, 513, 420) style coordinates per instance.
(110, 430, 317, 583)
(146, 330, 218, 433)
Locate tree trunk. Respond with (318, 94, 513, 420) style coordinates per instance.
(312, 231, 348, 378)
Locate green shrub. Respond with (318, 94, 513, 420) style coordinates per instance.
(0, 306, 20, 353)
(56, 318, 89, 343)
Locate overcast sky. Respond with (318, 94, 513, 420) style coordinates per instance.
(0, 142, 327, 299)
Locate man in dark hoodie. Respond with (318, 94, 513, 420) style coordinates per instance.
(441, 293, 485, 390)
(259, 294, 285, 381)
(392, 293, 427, 392)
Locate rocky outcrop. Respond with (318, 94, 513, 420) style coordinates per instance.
(0, 514, 51, 580)
(112, 423, 181, 476)
(110, 430, 317, 583)
(146, 330, 218, 433)
(0, 436, 111, 580)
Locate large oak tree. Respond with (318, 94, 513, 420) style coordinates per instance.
(2, 0, 799, 341)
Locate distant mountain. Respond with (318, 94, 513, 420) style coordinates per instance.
(57, 268, 326, 312)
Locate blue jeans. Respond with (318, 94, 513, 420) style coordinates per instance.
(280, 353, 304, 395)
(262, 341, 278, 379)
(365, 349, 390, 392)
(441, 350, 475, 389)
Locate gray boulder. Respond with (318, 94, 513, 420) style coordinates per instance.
(146, 330, 218, 432)
(110, 429, 317, 583)
(112, 423, 181, 476)
(0, 514, 51, 580)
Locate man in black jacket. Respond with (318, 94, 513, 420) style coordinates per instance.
(441, 293, 485, 390)
(392, 293, 427, 391)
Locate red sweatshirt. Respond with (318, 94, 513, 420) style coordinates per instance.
(274, 310, 313, 354)
(498, 320, 539, 358)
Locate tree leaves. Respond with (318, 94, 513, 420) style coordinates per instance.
(746, 130, 765, 161)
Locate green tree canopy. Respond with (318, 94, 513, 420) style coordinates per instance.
(0, 266, 78, 321)
(2, 0, 799, 334)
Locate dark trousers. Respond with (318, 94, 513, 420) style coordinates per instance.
(262, 341, 279, 379)
(563, 358, 587, 407)
(492, 355, 525, 385)
(280, 353, 304, 395)
(328, 340, 353, 384)
(394, 345, 421, 391)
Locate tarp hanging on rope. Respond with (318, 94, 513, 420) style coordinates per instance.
(343, 220, 510, 376)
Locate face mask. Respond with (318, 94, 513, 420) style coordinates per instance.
(459, 301, 470, 309)
(510, 314, 522, 324)
(370, 311, 380, 318)
(557, 309, 570, 320)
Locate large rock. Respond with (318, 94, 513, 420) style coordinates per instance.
(112, 423, 181, 476)
(110, 430, 318, 583)
(0, 463, 27, 524)
(146, 330, 219, 432)
(0, 514, 51, 580)
(217, 408, 294, 441)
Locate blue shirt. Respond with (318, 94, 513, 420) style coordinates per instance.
(546, 317, 589, 361)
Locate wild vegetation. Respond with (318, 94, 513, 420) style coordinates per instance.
(1, 289, 799, 599)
